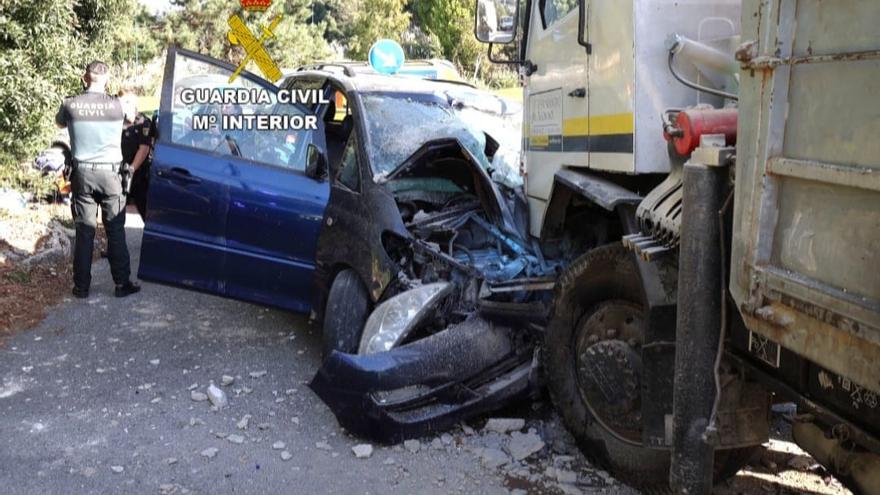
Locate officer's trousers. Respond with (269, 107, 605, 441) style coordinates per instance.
(71, 167, 131, 289)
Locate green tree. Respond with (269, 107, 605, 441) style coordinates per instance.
(340, 0, 411, 60)
(0, 0, 133, 174)
(412, 0, 482, 69)
(160, 0, 331, 70)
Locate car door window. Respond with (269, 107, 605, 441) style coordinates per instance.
(170, 54, 313, 172)
(336, 135, 360, 192)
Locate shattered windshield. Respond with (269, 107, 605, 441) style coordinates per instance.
(360, 90, 522, 188)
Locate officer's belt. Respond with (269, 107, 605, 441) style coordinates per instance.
(74, 161, 123, 172)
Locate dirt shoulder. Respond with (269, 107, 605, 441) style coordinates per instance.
(0, 203, 80, 339)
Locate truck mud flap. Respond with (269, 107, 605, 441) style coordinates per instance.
(309, 318, 534, 443)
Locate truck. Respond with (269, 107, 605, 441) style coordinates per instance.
(474, 0, 880, 493)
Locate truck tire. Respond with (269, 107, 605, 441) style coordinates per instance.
(545, 244, 757, 490)
(322, 269, 370, 359)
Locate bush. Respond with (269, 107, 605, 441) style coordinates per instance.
(0, 163, 57, 200)
(0, 0, 132, 179)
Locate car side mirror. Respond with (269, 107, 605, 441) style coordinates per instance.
(474, 0, 517, 44)
(306, 143, 327, 181)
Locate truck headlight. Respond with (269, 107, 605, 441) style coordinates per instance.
(358, 282, 452, 355)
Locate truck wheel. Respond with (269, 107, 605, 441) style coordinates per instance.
(545, 244, 756, 490)
(322, 269, 370, 359)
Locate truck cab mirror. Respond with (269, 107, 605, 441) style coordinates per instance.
(475, 0, 517, 44)
(305, 143, 327, 181)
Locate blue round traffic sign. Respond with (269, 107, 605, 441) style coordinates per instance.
(369, 39, 405, 75)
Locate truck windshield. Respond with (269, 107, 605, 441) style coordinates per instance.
(360, 91, 522, 188)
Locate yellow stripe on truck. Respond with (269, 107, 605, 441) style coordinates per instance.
(561, 112, 634, 137)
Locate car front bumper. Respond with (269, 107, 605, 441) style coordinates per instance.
(309, 317, 535, 443)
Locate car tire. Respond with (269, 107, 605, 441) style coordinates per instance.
(545, 244, 757, 491)
(321, 269, 370, 359)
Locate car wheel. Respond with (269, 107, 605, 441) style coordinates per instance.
(322, 269, 371, 359)
(545, 244, 757, 491)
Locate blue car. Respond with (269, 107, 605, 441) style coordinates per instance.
(140, 47, 552, 442)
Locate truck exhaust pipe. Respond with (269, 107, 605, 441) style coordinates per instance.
(669, 132, 733, 494)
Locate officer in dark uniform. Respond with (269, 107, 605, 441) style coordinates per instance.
(56, 61, 141, 299)
(119, 91, 154, 218)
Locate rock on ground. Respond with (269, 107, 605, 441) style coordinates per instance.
(507, 431, 545, 461)
(477, 448, 510, 469)
(352, 444, 373, 459)
(483, 418, 526, 434)
(190, 391, 208, 402)
(206, 384, 228, 409)
(403, 439, 421, 453)
(200, 447, 219, 458)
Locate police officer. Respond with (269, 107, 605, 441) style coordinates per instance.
(118, 91, 154, 218)
(56, 61, 141, 299)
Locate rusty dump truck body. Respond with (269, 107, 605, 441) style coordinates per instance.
(729, 0, 880, 490)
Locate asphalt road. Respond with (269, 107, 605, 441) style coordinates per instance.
(0, 214, 629, 495)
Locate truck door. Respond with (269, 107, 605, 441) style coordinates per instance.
(731, 0, 880, 396)
(523, 0, 588, 236)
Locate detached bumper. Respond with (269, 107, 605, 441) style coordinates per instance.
(309, 318, 534, 443)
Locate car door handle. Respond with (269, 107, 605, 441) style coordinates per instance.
(158, 167, 201, 184)
(568, 88, 586, 98)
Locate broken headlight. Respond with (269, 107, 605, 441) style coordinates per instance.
(358, 282, 452, 355)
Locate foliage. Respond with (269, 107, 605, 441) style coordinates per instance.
(339, 0, 411, 60)
(0, 0, 133, 174)
(412, 0, 482, 69)
(0, 164, 57, 199)
(161, 0, 331, 70)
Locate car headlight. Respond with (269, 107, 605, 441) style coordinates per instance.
(358, 282, 452, 355)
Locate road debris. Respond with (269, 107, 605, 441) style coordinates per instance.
(227, 434, 245, 444)
(236, 415, 251, 430)
(110, 465, 124, 474)
(507, 431, 545, 461)
(190, 391, 208, 402)
(483, 418, 526, 434)
(403, 439, 421, 453)
(249, 370, 267, 379)
(352, 444, 373, 459)
(477, 448, 510, 469)
(200, 447, 219, 458)
(221, 375, 235, 386)
(315, 441, 332, 451)
(280, 451, 292, 461)
(272, 441, 286, 450)
(206, 384, 227, 409)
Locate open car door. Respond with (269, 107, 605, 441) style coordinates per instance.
(139, 46, 329, 313)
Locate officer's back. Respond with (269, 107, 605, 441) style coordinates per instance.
(56, 61, 140, 299)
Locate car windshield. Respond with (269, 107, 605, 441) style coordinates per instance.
(360, 89, 522, 188)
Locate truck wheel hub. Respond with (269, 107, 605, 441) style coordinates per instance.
(574, 301, 645, 441)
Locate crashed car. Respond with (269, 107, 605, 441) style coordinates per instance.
(139, 47, 554, 443)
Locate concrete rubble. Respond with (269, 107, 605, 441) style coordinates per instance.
(236, 415, 251, 430)
(483, 418, 526, 434)
(352, 444, 373, 459)
(206, 384, 228, 409)
(200, 447, 218, 458)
